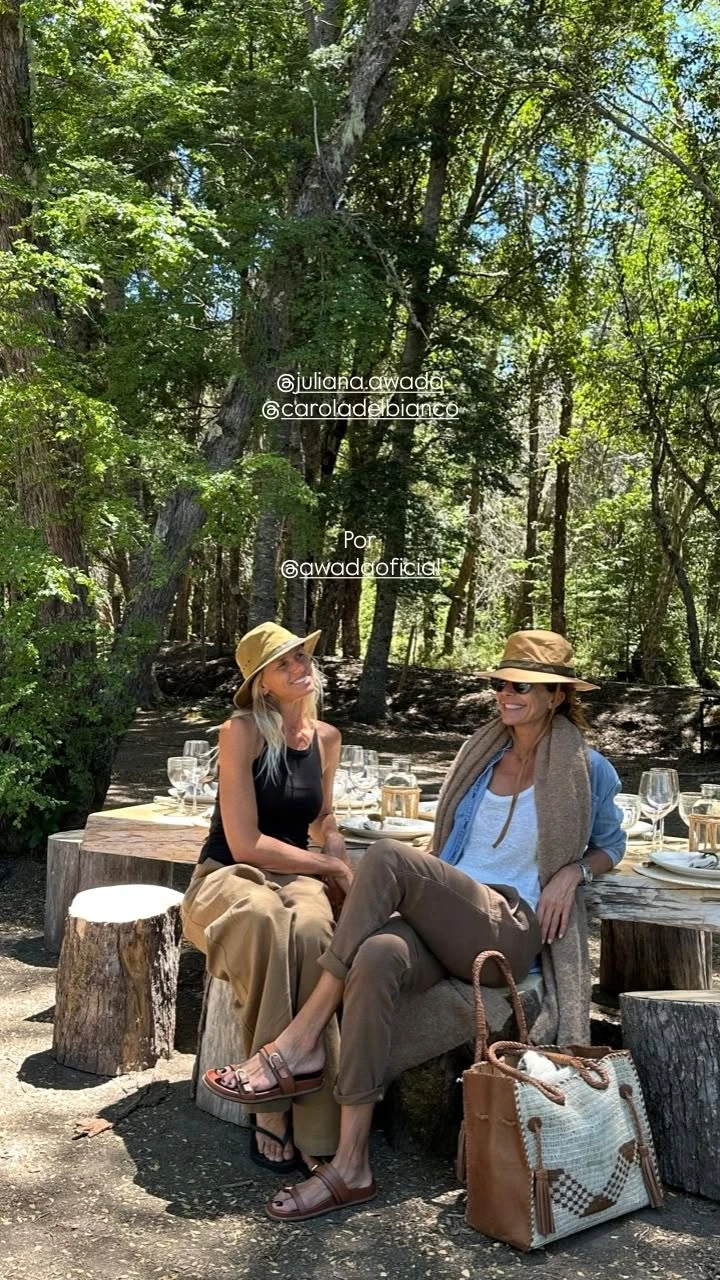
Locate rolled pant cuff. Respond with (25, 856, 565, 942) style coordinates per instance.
(317, 950, 349, 980)
(334, 1085, 385, 1107)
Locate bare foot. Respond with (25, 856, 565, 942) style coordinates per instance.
(267, 1157, 373, 1216)
(231, 1032, 325, 1099)
(254, 1111, 295, 1164)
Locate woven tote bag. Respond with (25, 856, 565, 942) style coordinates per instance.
(458, 950, 663, 1250)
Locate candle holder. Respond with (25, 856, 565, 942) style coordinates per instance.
(380, 785, 421, 820)
(688, 813, 720, 853)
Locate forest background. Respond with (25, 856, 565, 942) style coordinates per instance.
(3, 0, 720, 852)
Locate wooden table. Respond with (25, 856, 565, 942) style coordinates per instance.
(45, 804, 720, 952)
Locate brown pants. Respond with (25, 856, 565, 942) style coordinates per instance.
(320, 839, 541, 1106)
(181, 859, 340, 1154)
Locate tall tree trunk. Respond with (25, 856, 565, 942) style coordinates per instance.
(190, 558, 206, 640)
(214, 544, 224, 656)
(515, 350, 548, 630)
(249, 511, 283, 628)
(170, 575, 191, 642)
(341, 578, 362, 658)
(421, 598, 437, 662)
(443, 463, 481, 654)
(225, 547, 242, 644)
(550, 370, 572, 636)
(702, 538, 720, 664)
(357, 73, 453, 719)
(282, 422, 309, 635)
(650, 437, 718, 688)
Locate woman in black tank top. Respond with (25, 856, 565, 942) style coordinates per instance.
(181, 623, 353, 1171)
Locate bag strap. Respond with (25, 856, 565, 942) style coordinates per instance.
(472, 949, 530, 1064)
(485, 1040, 611, 1105)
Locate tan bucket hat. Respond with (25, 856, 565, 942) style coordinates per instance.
(477, 630, 599, 691)
(233, 622, 322, 708)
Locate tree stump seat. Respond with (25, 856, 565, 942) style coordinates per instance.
(191, 970, 543, 1153)
(53, 883, 184, 1076)
(621, 990, 720, 1201)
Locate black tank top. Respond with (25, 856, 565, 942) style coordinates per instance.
(198, 728, 324, 867)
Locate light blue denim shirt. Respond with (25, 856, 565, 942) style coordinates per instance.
(438, 741, 626, 868)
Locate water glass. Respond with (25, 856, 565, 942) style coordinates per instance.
(639, 769, 679, 852)
(341, 745, 364, 805)
(333, 767, 350, 817)
(614, 793, 642, 833)
(356, 750, 380, 807)
(183, 740, 212, 813)
(678, 793, 702, 826)
(167, 756, 199, 816)
(698, 783, 720, 816)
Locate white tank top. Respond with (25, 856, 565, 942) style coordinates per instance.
(455, 784, 541, 911)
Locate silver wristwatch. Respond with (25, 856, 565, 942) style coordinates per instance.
(578, 861, 594, 886)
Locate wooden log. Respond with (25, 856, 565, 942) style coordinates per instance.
(45, 831, 178, 953)
(599, 921, 712, 997)
(381, 974, 543, 1156)
(45, 831, 84, 954)
(621, 990, 720, 1200)
(191, 973, 252, 1129)
(53, 884, 184, 1075)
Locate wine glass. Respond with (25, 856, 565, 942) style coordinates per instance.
(167, 756, 199, 816)
(355, 750, 380, 808)
(341, 745, 364, 808)
(183, 740, 212, 814)
(333, 767, 350, 819)
(639, 769, 679, 853)
(678, 792, 702, 826)
(614, 793, 642, 833)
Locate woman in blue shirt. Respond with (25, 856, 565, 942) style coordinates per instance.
(206, 630, 625, 1222)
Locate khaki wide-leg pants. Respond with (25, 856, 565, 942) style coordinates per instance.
(319, 839, 542, 1106)
(181, 858, 340, 1154)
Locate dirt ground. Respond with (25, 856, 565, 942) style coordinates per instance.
(2, 696, 720, 1279)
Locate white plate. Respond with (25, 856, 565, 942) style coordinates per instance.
(418, 801, 438, 820)
(339, 815, 434, 841)
(633, 863, 720, 891)
(626, 820, 652, 838)
(650, 851, 720, 881)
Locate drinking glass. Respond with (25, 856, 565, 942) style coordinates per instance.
(341, 745, 364, 806)
(638, 769, 679, 852)
(333, 767, 350, 818)
(183, 740, 212, 813)
(356, 750, 380, 807)
(678, 793, 702, 826)
(698, 783, 720, 816)
(167, 756, 199, 816)
(614, 793, 642, 833)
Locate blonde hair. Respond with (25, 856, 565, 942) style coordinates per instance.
(233, 657, 324, 784)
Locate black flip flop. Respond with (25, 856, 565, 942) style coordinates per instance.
(248, 1116, 302, 1175)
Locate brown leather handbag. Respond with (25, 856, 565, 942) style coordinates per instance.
(457, 950, 663, 1250)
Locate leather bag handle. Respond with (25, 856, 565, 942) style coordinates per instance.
(485, 1040, 611, 1105)
(472, 949, 530, 1064)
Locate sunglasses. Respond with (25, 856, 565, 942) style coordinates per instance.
(489, 678, 533, 694)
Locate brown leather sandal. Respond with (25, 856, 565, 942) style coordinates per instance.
(264, 1163, 377, 1222)
(202, 1041, 324, 1105)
